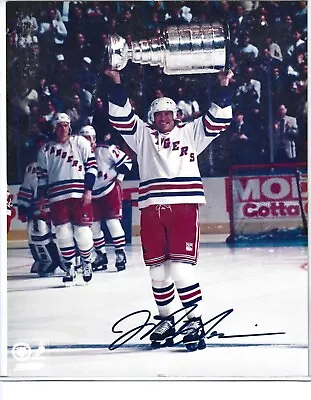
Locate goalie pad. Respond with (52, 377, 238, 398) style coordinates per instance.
(28, 219, 64, 275)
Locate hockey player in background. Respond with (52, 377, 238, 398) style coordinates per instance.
(37, 113, 98, 284)
(17, 135, 64, 277)
(105, 67, 233, 351)
(7, 187, 16, 234)
(78, 125, 132, 272)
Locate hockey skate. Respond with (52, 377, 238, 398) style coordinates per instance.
(62, 263, 76, 285)
(150, 316, 175, 348)
(92, 251, 108, 271)
(182, 317, 206, 352)
(82, 261, 93, 283)
(115, 249, 126, 271)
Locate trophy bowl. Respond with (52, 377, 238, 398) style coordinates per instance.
(108, 22, 229, 75)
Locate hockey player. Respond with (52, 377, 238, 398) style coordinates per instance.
(78, 125, 132, 271)
(7, 187, 16, 233)
(37, 113, 98, 284)
(17, 135, 64, 277)
(105, 67, 233, 351)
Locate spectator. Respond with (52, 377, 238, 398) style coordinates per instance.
(41, 98, 58, 133)
(67, 5, 88, 48)
(48, 82, 65, 112)
(53, 54, 74, 104)
(36, 77, 50, 103)
(165, 4, 188, 25)
(117, 8, 138, 37)
(38, 7, 67, 49)
(65, 94, 88, 134)
(252, 13, 270, 48)
(229, 4, 251, 35)
(264, 35, 283, 63)
(154, 88, 165, 99)
(75, 57, 98, 109)
(286, 52, 306, 82)
(289, 62, 307, 117)
(28, 101, 42, 126)
(293, 1, 307, 35)
(234, 66, 261, 116)
(273, 104, 299, 163)
(67, 32, 93, 67)
(286, 30, 306, 59)
(238, 32, 259, 62)
(16, 9, 38, 48)
(270, 66, 286, 108)
(106, 16, 118, 35)
(273, 14, 295, 55)
(27, 121, 46, 141)
(91, 97, 111, 140)
(227, 53, 241, 85)
(146, 10, 163, 36)
(12, 77, 39, 117)
(93, 32, 110, 69)
(175, 86, 200, 122)
(102, 3, 114, 24)
(228, 110, 251, 165)
(86, 3, 106, 46)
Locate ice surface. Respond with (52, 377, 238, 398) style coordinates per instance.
(6, 236, 309, 378)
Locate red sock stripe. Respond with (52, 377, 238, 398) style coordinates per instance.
(153, 288, 175, 300)
(179, 289, 201, 301)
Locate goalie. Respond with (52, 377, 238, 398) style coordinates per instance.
(17, 135, 65, 277)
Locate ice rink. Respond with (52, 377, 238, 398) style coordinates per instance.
(5, 235, 309, 379)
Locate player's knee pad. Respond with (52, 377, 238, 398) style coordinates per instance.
(149, 262, 171, 283)
(73, 225, 93, 248)
(91, 221, 102, 237)
(55, 223, 74, 247)
(28, 219, 52, 245)
(168, 261, 196, 283)
(106, 218, 124, 237)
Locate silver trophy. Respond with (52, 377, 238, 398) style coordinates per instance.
(108, 22, 229, 75)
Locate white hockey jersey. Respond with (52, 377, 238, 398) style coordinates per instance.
(92, 144, 132, 199)
(17, 161, 49, 216)
(37, 135, 97, 204)
(108, 87, 232, 209)
(17, 162, 38, 211)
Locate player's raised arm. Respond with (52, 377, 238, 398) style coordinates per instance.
(104, 68, 143, 152)
(192, 69, 234, 155)
(203, 69, 234, 136)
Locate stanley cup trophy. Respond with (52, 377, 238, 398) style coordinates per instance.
(108, 22, 229, 75)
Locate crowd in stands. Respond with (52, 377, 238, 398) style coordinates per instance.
(7, 1, 308, 182)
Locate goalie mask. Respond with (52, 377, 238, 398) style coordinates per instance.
(147, 97, 178, 124)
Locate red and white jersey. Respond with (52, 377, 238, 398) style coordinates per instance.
(93, 144, 132, 198)
(37, 135, 97, 204)
(108, 88, 232, 208)
(7, 187, 13, 216)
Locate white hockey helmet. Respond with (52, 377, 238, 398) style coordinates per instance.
(53, 112, 71, 131)
(78, 125, 96, 138)
(55, 112, 71, 125)
(147, 97, 178, 124)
